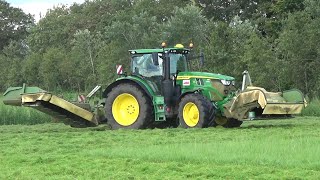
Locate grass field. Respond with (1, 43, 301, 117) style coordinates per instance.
(1, 117, 320, 179)
(0, 101, 52, 125)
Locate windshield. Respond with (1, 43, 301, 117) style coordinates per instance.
(131, 53, 188, 77)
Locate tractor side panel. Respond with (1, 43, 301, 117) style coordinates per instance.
(176, 77, 221, 105)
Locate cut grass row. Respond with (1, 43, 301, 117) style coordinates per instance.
(0, 117, 320, 179)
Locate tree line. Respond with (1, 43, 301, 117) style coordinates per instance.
(0, 0, 319, 97)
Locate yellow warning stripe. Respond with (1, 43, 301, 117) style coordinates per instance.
(176, 76, 218, 80)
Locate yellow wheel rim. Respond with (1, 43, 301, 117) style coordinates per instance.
(183, 102, 199, 127)
(112, 93, 139, 126)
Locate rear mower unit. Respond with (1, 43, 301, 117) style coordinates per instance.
(2, 44, 306, 129)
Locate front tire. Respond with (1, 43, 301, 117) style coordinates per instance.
(105, 83, 153, 129)
(178, 94, 213, 128)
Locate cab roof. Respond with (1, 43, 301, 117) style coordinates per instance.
(129, 48, 190, 54)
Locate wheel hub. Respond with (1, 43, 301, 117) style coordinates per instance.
(126, 105, 137, 114)
(183, 102, 200, 127)
(112, 93, 139, 126)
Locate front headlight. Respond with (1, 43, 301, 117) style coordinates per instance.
(221, 79, 231, 86)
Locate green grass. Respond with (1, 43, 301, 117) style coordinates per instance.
(1, 117, 320, 179)
(0, 99, 52, 125)
(0, 92, 81, 125)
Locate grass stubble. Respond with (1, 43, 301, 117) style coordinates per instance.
(0, 117, 320, 179)
(1, 96, 320, 179)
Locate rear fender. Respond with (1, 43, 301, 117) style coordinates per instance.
(178, 90, 206, 106)
(102, 77, 155, 100)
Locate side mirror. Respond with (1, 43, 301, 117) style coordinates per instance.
(152, 52, 159, 65)
(199, 51, 204, 67)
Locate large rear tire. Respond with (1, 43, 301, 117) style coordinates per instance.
(105, 83, 153, 129)
(178, 94, 213, 128)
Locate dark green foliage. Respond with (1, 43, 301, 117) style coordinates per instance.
(0, 0, 34, 50)
(301, 98, 320, 117)
(194, 0, 261, 22)
(164, 5, 208, 46)
(0, 0, 320, 97)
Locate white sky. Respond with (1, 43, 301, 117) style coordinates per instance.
(7, 0, 85, 22)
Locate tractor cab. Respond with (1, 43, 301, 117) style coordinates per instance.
(129, 46, 190, 96)
(129, 46, 190, 78)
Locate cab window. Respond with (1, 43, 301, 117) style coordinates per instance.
(132, 54, 163, 77)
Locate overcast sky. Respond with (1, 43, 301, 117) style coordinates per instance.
(7, 0, 85, 22)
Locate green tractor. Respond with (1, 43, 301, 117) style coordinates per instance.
(3, 44, 306, 129)
(103, 44, 237, 129)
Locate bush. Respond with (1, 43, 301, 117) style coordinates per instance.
(301, 98, 320, 117)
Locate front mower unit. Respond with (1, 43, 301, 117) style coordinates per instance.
(223, 87, 306, 120)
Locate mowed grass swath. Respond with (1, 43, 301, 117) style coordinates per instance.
(0, 117, 320, 179)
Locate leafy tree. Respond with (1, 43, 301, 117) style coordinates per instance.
(194, 0, 262, 22)
(27, 6, 73, 53)
(102, 10, 162, 82)
(39, 48, 66, 90)
(163, 5, 208, 46)
(133, 0, 189, 22)
(68, 29, 105, 90)
(253, 0, 304, 39)
(194, 0, 304, 39)
(22, 53, 42, 86)
(96, 41, 125, 86)
(203, 17, 256, 81)
(241, 33, 283, 91)
(69, 0, 133, 33)
(277, 0, 320, 96)
(2, 0, 320, 98)
(0, 0, 34, 50)
(0, 40, 29, 90)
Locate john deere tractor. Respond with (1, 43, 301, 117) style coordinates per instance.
(103, 44, 235, 129)
(3, 44, 306, 129)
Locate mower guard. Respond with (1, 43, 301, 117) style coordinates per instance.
(223, 86, 306, 120)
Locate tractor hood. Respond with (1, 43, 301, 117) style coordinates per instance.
(177, 71, 235, 81)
